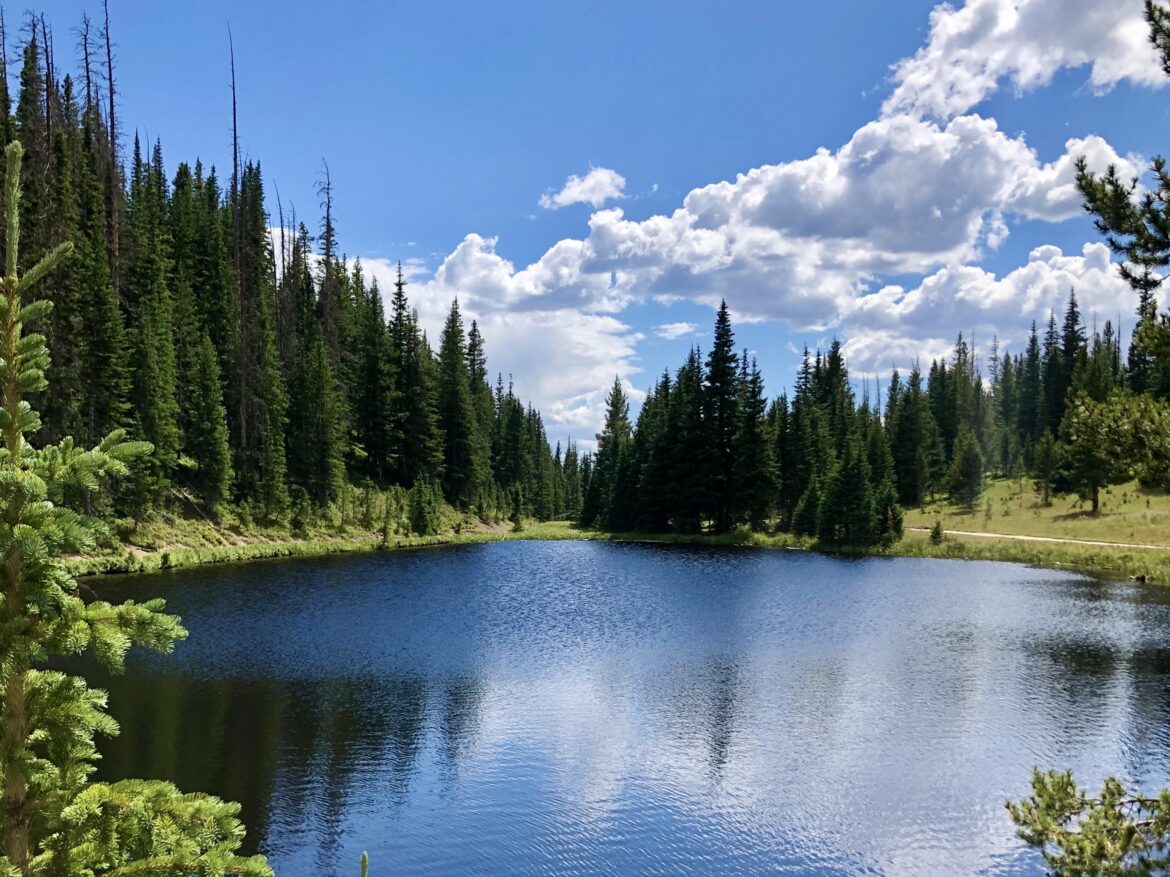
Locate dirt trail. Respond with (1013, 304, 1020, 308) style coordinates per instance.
(908, 528, 1170, 551)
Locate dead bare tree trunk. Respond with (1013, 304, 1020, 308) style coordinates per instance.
(102, 0, 119, 291)
(229, 26, 247, 465)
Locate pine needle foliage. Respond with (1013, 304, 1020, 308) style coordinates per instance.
(0, 141, 270, 877)
(1009, 769, 1170, 877)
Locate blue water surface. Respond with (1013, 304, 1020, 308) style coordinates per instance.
(87, 541, 1170, 876)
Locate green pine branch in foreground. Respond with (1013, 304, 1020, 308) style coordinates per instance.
(0, 141, 270, 877)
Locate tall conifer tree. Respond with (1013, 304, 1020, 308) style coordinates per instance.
(703, 301, 738, 532)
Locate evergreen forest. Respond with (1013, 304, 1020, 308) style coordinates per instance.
(0, 10, 1165, 553)
(0, 12, 583, 540)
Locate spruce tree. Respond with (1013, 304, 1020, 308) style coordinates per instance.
(233, 163, 288, 518)
(948, 425, 984, 509)
(14, 33, 49, 277)
(0, 140, 270, 877)
(732, 354, 774, 530)
(703, 301, 738, 532)
(791, 474, 821, 538)
(1032, 431, 1058, 507)
(562, 440, 581, 519)
(350, 276, 395, 482)
(636, 372, 674, 532)
(891, 365, 937, 507)
(184, 331, 233, 510)
(769, 393, 794, 528)
(1041, 312, 1063, 436)
(1061, 393, 1139, 515)
(665, 348, 706, 533)
(388, 266, 441, 487)
(74, 115, 129, 447)
(290, 330, 346, 506)
(124, 139, 181, 500)
(1018, 322, 1043, 452)
(41, 76, 85, 444)
(466, 320, 496, 481)
(1128, 288, 1160, 394)
(436, 299, 487, 508)
(580, 377, 630, 527)
(817, 433, 876, 545)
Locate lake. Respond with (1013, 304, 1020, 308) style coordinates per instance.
(84, 541, 1170, 876)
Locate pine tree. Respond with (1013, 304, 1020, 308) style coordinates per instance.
(1071, 323, 1122, 403)
(0, 140, 270, 877)
(703, 301, 738, 532)
(1041, 311, 1063, 436)
(993, 349, 1019, 475)
(183, 331, 233, 509)
(1061, 393, 1140, 515)
(1058, 290, 1087, 420)
(1018, 322, 1043, 451)
(891, 364, 936, 506)
(948, 425, 984, 509)
(233, 163, 288, 518)
(350, 275, 395, 482)
(124, 139, 180, 501)
(636, 372, 674, 532)
(769, 393, 795, 527)
(787, 347, 836, 523)
(436, 299, 487, 508)
(562, 440, 581, 519)
(873, 476, 903, 547)
(817, 432, 876, 546)
(41, 75, 85, 443)
(192, 164, 237, 384)
(580, 377, 631, 527)
(665, 348, 707, 533)
(1128, 288, 1160, 394)
(388, 266, 441, 487)
(74, 113, 129, 446)
(791, 474, 821, 538)
(1032, 430, 1058, 507)
(14, 32, 49, 277)
(289, 329, 346, 505)
(732, 354, 774, 530)
(465, 320, 497, 511)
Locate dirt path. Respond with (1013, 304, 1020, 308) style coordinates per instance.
(908, 528, 1170, 551)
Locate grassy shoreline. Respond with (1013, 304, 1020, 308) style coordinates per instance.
(67, 515, 1170, 584)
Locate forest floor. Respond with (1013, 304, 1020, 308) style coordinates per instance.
(70, 479, 1170, 585)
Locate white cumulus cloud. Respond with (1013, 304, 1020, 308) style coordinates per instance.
(540, 167, 628, 210)
(840, 241, 1138, 375)
(884, 0, 1163, 120)
(429, 113, 1134, 331)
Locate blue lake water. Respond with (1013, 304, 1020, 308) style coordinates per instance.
(86, 541, 1170, 876)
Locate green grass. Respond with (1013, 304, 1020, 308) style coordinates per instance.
(894, 530, 1170, 583)
(904, 478, 1170, 546)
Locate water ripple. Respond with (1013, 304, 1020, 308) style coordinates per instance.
(83, 542, 1170, 876)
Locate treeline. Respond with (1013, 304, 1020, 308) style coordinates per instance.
(8, 13, 578, 530)
(577, 303, 902, 545)
(576, 288, 1170, 542)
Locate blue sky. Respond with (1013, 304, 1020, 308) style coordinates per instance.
(30, 0, 1170, 444)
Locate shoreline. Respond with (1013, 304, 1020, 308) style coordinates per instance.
(67, 520, 1170, 584)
